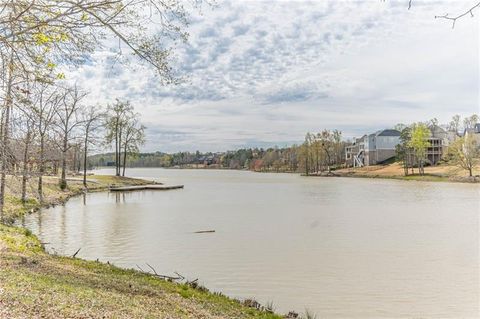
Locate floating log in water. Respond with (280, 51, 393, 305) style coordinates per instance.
(194, 230, 215, 234)
(109, 184, 184, 191)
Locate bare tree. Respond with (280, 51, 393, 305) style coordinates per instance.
(121, 117, 145, 176)
(54, 85, 86, 190)
(30, 82, 60, 203)
(18, 115, 35, 203)
(81, 105, 104, 187)
(463, 114, 479, 130)
(105, 99, 133, 176)
(0, 52, 15, 219)
(448, 115, 461, 135)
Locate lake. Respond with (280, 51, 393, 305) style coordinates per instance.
(19, 168, 480, 318)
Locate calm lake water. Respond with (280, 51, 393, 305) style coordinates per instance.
(19, 168, 480, 318)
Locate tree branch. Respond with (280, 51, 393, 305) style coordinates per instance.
(435, 1, 480, 28)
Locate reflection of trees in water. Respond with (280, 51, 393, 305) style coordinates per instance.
(59, 205, 67, 251)
(37, 209, 42, 235)
(113, 192, 127, 204)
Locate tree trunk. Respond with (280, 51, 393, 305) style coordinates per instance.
(115, 123, 120, 176)
(0, 57, 13, 220)
(0, 104, 10, 219)
(122, 144, 127, 177)
(117, 128, 122, 176)
(21, 131, 31, 203)
(60, 134, 68, 190)
(38, 136, 45, 203)
(83, 133, 88, 187)
(72, 146, 77, 172)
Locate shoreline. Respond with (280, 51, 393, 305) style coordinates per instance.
(305, 171, 480, 184)
(0, 175, 283, 319)
(95, 163, 480, 184)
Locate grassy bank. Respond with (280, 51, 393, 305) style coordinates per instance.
(323, 162, 480, 183)
(0, 175, 283, 319)
(1, 175, 150, 223)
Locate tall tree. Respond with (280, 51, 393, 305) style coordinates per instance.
(121, 119, 146, 176)
(105, 99, 133, 176)
(448, 115, 461, 135)
(395, 126, 412, 176)
(0, 51, 15, 219)
(28, 82, 59, 203)
(463, 114, 479, 130)
(81, 105, 104, 187)
(409, 123, 431, 175)
(17, 114, 35, 203)
(317, 130, 335, 172)
(448, 135, 479, 177)
(299, 133, 313, 176)
(55, 85, 85, 190)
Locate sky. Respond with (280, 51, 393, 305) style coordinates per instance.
(69, 0, 479, 153)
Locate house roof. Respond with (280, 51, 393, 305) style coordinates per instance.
(464, 123, 480, 135)
(376, 129, 401, 137)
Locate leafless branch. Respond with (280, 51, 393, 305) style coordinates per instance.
(435, 1, 480, 28)
(143, 263, 184, 280)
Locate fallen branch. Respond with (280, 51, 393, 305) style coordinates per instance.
(174, 272, 185, 281)
(142, 263, 184, 281)
(72, 248, 81, 258)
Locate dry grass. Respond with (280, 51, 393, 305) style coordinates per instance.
(334, 162, 480, 183)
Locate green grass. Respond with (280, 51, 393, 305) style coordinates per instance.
(0, 175, 284, 319)
(355, 173, 451, 183)
(399, 174, 450, 182)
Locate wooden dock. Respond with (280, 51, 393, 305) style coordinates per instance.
(109, 184, 184, 191)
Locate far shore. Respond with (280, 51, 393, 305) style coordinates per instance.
(96, 162, 480, 184)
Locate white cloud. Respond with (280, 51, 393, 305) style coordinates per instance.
(69, 0, 479, 152)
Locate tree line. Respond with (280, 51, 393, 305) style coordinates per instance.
(89, 114, 480, 179)
(88, 129, 347, 174)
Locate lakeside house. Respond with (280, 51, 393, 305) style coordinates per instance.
(423, 125, 456, 165)
(346, 125, 458, 168)
(346, 129, 401, 167)
(464, 123, 480, 147)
